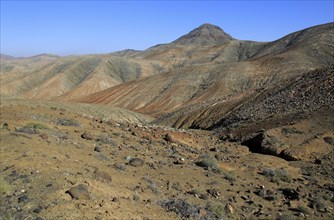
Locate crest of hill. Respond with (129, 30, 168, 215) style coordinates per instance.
(0, 54, 17, 60)
(172, 23, 234, 46)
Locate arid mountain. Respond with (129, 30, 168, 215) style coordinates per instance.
(1, 54, 166, 100)
(79, 22, 334, 118)
(0, 54, 18, 60)
(2, 23, 332, 103)
(0, 53, 60, 77)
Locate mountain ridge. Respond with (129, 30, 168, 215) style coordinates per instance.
(77, 22, 333, 118)
(1, 22, 333, 107)
(172, 23, 234, 46)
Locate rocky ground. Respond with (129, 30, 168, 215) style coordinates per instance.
(1, 100, 333, 219)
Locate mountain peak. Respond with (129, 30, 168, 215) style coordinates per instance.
(172, 23, 234, 46)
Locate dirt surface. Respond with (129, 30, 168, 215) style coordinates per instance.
(1, 100, 333, 220)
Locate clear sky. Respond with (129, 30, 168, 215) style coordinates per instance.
(1, 1, 333, 57)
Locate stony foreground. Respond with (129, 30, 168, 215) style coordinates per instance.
(0, 101, 333, 220)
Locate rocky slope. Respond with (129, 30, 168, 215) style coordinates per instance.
(155, 66, 334, 131)
(1, 98, 333, 219)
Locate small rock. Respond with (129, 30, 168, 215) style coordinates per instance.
(209, 147, 219, 152)
(280, 188, 300, 200)
(112, 197, 119, 202)
(18, 195, 29, 203)
(16, 127, 36, 134)
(241, 195, 248, 200)
(255, 188, 266, 198)
(164, 133, 177, 143)
(33, 206, 43, 213)
(81, 133, 94, 140)
(39, 133, 48, 140)
(133, 194, 140, 201)
(114, 163, 126, 171)
(66, 184, 91, 200)
(94, 146, 102, 152)
(129, 158, 144, 167)
(225, 203, 234, 214)
(187, 190, 200, 197)
(2, 122, 9, 130)
(94, 170, 112, 183)
(174, 157, 185, 165)
(199, 194, 208, 200)
(207, 189, 220, 198)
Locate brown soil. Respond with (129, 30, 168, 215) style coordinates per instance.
(1, 100, 333, 219)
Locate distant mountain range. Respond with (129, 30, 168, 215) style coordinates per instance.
(1, 22, 333, 134)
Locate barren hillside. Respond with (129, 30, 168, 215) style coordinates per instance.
(79, 23, 333, 117)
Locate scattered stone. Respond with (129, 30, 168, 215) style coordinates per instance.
(94, 170, 112, 183)
(18, 195, 29, 203)
(241, 195, 248, 200)
(225, 203, 234, 214)
(33, 206, 43, 213)
(173, 157, 185, 165)
(133, 194, 140, 202)
(16, 126, 36, 134)
(324, 136, 334, 146)
(114, 163, 126, 171)
(2, 122, 9, 130)
(187, 189, 200, 197)
(129, 158, 144, 167)
(164, 133, 177, 143)
(241, 132, 289, 156)
(112, 197, 119, 202)
(323, 183, 334, 192)
(66, 184, 91, 200)
(81, 133, 94, 140)
(199, 194, 208, 200)
(280, 188, 300, 200)
(207, 189, 220, 198)
(94, 146, 102, 152)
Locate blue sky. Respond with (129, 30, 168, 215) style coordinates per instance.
(1, 1, 333, 57)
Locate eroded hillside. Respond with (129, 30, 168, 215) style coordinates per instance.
(78, 23, 334, 118)
(1, 99, 333, 219)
